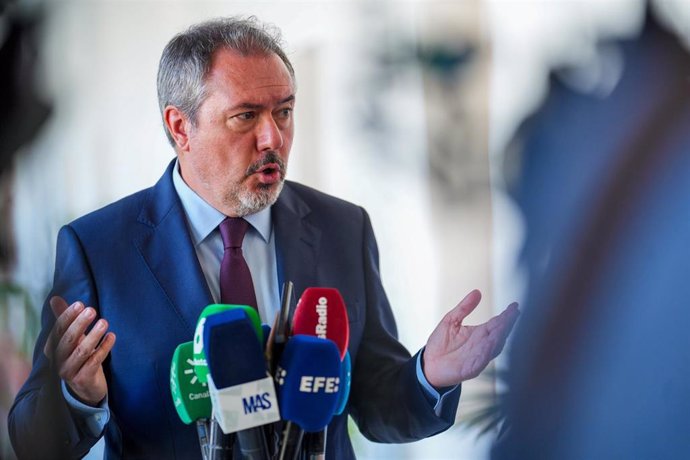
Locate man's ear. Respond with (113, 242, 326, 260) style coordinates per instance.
(164, 106, 192, 152)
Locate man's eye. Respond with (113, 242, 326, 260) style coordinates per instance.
(236, 112, 256, 121)
(277, 108, 293, 118)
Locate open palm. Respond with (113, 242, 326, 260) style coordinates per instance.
(423, 290, 519, 388)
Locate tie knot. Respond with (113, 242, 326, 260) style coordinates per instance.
(219, 217, 249, 249)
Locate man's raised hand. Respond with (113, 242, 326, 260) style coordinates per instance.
(44, 296, 116, 406)
(423, 290, 519, 388)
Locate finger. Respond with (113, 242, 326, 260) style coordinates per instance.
(68, 332, 115, 405)
(62, 318, 110, 376)
(487, 307, 520, 356)
(488, 329, 511, 360)
(52, 301, 86, 340)
(49, 296, 70, 318)
(500, 302, 520, 332)
(505, 301, 520, 318)
(54, 307, 97, 365)
(447, 289, 482, 324)
(44, 301, 85, 359)
(485, 302, 520, 332)
(75, 332, 116, 378)
(462, 306, 519, 363)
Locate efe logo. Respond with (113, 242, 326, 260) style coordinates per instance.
(299, 376, 340, 393)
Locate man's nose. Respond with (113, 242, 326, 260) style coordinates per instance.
(256, 115, 283, 151)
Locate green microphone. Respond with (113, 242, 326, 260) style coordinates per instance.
(170, 341, 211, 459)
(193, 304, 263, 384)
(191, 305, 264, 459)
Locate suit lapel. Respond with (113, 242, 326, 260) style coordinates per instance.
(133, 171, 318, 331)
(273, 182, 322, 299)
(134, 161, 213, 334)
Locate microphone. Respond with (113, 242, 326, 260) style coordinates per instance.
(262, 282, 294, 458)
(170, 341, 211, 460)
(193, 305, 263, 460)
(193, 304, 263, 384)
(267, 281, 294, 376)
(261, 324, 271, 351)
(203, 309, 280, 459)
(302, 351, 353, 459)
(275, 335, 341, 460)
(334, 350, 352, 416)
(291, 287, 350, 459)
(291, 287, 349, 359)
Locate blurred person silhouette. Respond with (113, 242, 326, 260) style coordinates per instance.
(493, 9, 690, 460)
(0, 2, 50, 175)
(0, 1, 52, 459)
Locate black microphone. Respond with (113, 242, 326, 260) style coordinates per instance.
(263, 281, 294, 458)
(267, 281, 294, 376)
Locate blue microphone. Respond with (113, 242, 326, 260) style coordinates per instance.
(203, 310, 280, 459)
(334, 350, 352, 416)
(302, 350, 352, 460)
(275, 335, 341, 460)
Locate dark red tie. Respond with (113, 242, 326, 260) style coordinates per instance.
(219, 217, 258, 310)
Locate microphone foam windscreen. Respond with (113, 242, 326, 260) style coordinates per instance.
(222, 304, 263, 342)
(193, 304, 249, 383)
(203, 310, 266, 388)
(276, 335, 341, 432)
(292, 288, 349, 359)
(170, 341, 211, 423)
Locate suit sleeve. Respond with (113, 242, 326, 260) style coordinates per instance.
(8, 225, 104, 459)
(348, 208, 461, 442)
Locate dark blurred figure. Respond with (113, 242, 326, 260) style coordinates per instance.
(0, 1, 50, 459)
(494, 9, 690, 460)
(0, 1, 50, 176)
(0, 0, 50, 270)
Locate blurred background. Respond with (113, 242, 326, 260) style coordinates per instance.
(2, 0, 688, 459)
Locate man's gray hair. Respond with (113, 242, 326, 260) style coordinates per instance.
(157, 16, 295, 146)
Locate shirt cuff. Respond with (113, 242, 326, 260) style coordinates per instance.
(61, 380, 110, 436)
(416, 348, 460, 417)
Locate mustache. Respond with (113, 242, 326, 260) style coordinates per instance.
(245, 151, 286, 177)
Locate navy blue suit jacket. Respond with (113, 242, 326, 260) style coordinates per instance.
(9, 161, 460, 459)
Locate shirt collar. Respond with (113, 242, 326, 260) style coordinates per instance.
(172, 160, 272, 245)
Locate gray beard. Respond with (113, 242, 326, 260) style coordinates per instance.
(233, 180, 285, 216)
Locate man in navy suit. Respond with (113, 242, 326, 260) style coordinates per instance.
(9, 17, 518, 459)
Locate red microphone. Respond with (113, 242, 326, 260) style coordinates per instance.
(280, 288, 350, 460)
(291, 288, 349, 359)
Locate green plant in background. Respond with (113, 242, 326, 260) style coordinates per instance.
(0, 282, 41, 358)
(0, 281, 42, 460)
(456, 367, 510, 439)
